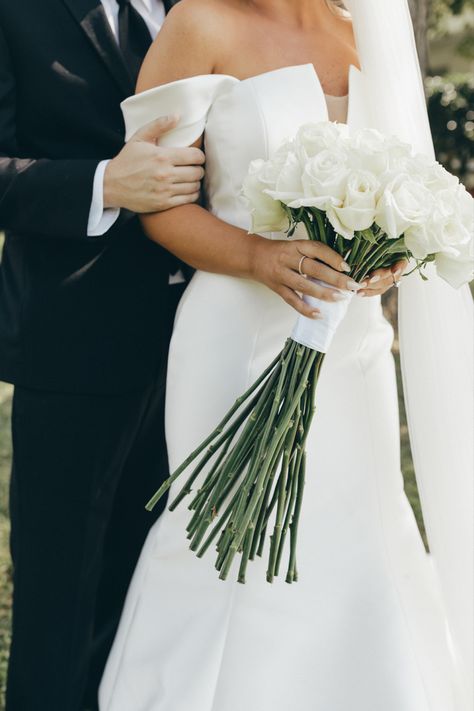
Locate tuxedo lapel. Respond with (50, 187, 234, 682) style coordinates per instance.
(62, 0, 134, 96)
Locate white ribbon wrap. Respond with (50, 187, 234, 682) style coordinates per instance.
(291, 279, 354, 353)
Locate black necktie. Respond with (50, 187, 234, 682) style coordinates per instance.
(116, 0, 153, 85)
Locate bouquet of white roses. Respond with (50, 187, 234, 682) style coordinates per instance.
(146, 122, 474, 584)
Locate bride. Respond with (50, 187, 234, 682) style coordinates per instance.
(100, 1, 473, 709)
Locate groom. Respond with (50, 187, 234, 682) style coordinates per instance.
(0, 0, 198, 709)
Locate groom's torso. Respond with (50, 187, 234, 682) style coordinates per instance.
(0, 0, 180, 395)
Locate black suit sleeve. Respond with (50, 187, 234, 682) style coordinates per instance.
(0, 23, 101, 240)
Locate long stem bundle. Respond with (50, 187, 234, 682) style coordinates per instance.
(145, 210, 408, 583)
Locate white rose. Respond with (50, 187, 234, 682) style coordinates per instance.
(435, 239, 474, 289)
(384, 136, 413, 169)
(404, 222, 436, 259)
(264, 151, 304, 205)
(450, 183, 474, 234)
(407, 154, 460, 193)
(288, 149, 349, 210)
(375, 174, 435, 239)
(435, 185, 473, 244)
(242, 159, 289, 233)
(348, 128, 389, 173)
(405, 185, 473, 259)
(327, 169, 379, 239)
(295, 122, 346, 160)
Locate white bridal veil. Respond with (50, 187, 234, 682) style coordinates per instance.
(346, 1, 474, 707)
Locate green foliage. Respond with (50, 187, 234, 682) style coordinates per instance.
(430, 0, 474, 29)
(426, 73, 474, 188)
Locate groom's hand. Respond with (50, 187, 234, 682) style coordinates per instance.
(103, 115, 205, 213)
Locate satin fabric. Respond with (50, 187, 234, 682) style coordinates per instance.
(100, 65, 461, 711)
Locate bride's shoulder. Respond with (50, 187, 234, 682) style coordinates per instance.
(137, 0, 235, 88)
(137, 0, 235, 90)
(164, 0, 236, 39)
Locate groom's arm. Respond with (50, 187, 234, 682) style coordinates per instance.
(0, 24, 103, 240)
(0, 23, 205, 241)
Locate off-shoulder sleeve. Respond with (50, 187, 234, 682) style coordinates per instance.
(120, 74, 238, 146)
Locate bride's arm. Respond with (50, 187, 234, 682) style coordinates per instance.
(134, 1, 366, 316)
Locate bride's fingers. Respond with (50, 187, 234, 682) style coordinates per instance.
(363, 273, 394, 291)
(367, 259, 408, 286)
(298, 258, 365, 292)
(277, 286, 322, 318)
(294, 240, 351, 273)
(359, 278, 399, 297)
(284, 269, 349, 303)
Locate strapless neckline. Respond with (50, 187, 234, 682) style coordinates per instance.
(324, 93, 349, 123)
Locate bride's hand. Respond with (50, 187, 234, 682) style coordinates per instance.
(358, 259, 409, 297)
(250, 237, 367, 318)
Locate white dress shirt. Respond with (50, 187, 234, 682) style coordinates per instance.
(87, 0, 165, 236)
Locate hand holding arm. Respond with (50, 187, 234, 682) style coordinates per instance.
(0, 20, 204, 240)
(103, 115, 205, 213)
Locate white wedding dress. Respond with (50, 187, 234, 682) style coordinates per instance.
(100, 64, 460, 711)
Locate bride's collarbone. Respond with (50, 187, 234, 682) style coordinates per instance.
(212, 33, 357, 97)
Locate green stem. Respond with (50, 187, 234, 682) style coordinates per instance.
(145, 348, 285, 511)
(219, 349, 317, 580)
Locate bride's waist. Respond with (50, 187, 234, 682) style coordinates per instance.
(182, 271, 390, 331)
(173, 272, 394, 368)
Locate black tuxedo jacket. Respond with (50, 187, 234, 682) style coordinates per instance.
(0, 0, 181, 395)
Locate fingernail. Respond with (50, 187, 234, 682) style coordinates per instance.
(341, 261, 351, 272)
(359, 292, 367, 297)
(312, 311, 322, 319)
(347, 280, 367, 291)
(331, 292, 348, 301)
(369, 275, 381, 284)
(393, 269, 402, 277)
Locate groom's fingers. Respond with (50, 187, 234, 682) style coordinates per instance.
(172, 165, 205, 183)
(170, 182, 201, 196)
(131, 114, 180, 143)
(167, 191, 201, 208)
(165, 146, 206, 166)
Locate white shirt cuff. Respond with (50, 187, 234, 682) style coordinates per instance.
(87, 160, 120, 236)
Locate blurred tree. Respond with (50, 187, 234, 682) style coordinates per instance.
(430, 0, 474, 29)
(409, 0, 430, 74)
(409, 0, 474, 73)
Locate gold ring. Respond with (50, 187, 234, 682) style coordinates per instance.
(298, 255, 308, 277)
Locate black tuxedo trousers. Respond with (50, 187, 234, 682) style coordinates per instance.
(0, 0, 183, 708)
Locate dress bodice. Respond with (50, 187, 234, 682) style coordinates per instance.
(122, 64, 364, 234)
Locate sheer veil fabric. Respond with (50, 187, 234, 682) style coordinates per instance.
(347, 1, 474, 706)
